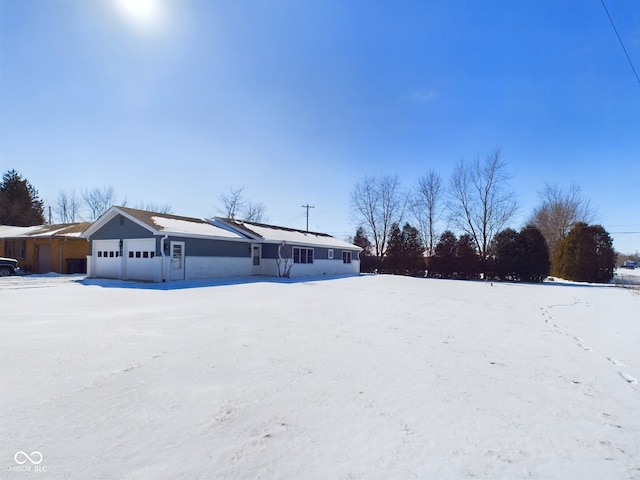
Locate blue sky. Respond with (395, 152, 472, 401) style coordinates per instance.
(1, 0, 639, 253)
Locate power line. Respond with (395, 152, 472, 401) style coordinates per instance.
(600, 0, 640, 85)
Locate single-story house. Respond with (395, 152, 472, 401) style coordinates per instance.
(81, 206, 361, 282)
(0, 222, 91, 274)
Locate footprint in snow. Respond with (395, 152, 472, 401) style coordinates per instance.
(577, 343, 593, 352)
(607, 357, 626, 367)
(618, 372, 637, 384)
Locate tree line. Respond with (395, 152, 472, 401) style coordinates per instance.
(350, 147, 616, 283)
(0, 164, 618, 283)
(0, 169, 266, 226)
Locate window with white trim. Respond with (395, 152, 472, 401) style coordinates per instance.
(293, 247, 314, 264)
(328, 249, 334, 259)
(342, 251, 352, 264)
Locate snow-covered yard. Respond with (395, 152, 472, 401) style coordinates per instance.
(1, 274, 638, 479)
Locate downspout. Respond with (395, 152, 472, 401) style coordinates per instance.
(160, 235, 169, 282)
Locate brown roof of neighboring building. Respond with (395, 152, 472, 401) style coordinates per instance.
(0, 222, 91, 238)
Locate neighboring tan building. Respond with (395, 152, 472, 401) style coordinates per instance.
(0, 223, 90, 274)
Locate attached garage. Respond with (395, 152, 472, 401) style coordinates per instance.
(82, 206, 252, 282)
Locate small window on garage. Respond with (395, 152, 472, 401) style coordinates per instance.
(150, 252, 155, 258)
(136, 251, 141, 258)
(328, 249, 334, 259)
(143, 251, 149, 258)
(97, 251, 102, 257)
(129, 252, 134, 258)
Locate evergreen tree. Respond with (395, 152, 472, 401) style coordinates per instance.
(489, 228, 521, 280)
(428, 230, 457, 278)
(519, 225, 550, 282)
(352, 226, 376, 273)
(385, 223, 403, 273)
(0, 169, 45, 226)
(385, 223, 425, 275)
(552, 222, 616, 283)
(401, 223, 425, 276)
(456, 234, 481, 280)
(490, 226, 550, 283)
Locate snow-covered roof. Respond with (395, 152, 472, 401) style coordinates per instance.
(82, 207, 248, 240)
(215, 218, 361, 250)
(0, 223, 91, 238)
(150, 216, 242, 239)
(81, 207, 360, 248)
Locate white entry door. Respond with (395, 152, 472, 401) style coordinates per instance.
(251, 244, 262, 275)
(170, 241, 185, 281)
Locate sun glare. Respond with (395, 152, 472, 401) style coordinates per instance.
(113, 0, 165, 33)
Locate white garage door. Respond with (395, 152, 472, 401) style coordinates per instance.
(93, 240, 121, 279)
(124, 238, 158, 281)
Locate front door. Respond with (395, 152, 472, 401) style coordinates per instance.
(170, 241, 185, 281)
(36, 244, 52, 273)
(251, 244, 262, 275)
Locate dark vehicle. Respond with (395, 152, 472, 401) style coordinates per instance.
(0, 257, 19, 276)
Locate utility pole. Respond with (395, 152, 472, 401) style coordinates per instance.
(301, 204, 315, 232)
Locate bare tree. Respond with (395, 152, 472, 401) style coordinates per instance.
(55, 189, 82, 223)
(448, 148, 517, 267)
(82, 186, 117, 221)
(528, 183, 594, 255)
(218, 187, 245, 219)
(351, 174, 405, 267)
(412, 170, 444, 256)
(218, 187, 268, 222)
(276, 242, 293, 278)
(245, 201, 267, 223)
(134, 202, 173, 214)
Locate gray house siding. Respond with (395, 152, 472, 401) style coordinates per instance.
(261, 243, 358, 261)
(167, 236, 250, 258)
(88, 215, 153, 254)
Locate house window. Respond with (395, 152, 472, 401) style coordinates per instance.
(328, 249, 334, 259)
(4, 240, 26, 259)
(342, 251, 352, 264)
(293, 247, 314, 264)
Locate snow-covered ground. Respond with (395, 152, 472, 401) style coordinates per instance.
(1, 273, 638, 479)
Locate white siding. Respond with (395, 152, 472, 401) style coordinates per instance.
(185, 257, 252, 280)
